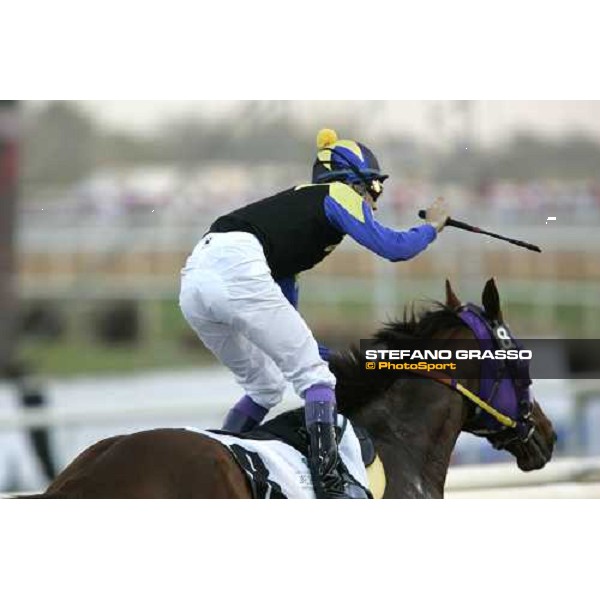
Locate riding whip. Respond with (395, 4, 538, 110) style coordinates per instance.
(418, 210, 542, 253)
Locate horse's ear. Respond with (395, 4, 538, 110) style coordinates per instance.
(482, 278, 503, 321)
(445, 279, 461, 310)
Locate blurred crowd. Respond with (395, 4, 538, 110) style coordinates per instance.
(22, 165, 600, 226)
(388, 179, 600, 222)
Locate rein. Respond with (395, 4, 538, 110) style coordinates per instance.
(409, 369, 517, 429)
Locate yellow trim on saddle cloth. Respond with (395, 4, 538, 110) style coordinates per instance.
(366, 454, 386, 499)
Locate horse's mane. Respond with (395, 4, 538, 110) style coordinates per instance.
(330, 302, 466, 415)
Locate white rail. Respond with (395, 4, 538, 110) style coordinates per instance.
(446, 483, 600, 498)
(445, 453, 600, 498)
(0, 401, 223, 430)
(446, 457, 600, 491)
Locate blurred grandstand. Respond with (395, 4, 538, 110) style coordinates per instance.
(2, 100, 600, 495)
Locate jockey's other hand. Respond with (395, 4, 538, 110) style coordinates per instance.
(425, 197, 449, 232)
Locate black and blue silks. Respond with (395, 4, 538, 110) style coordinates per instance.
(276, 191, 437, 361)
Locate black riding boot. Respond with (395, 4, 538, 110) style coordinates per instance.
(306, 421, 350, 499)
(304, 385, 368, 499)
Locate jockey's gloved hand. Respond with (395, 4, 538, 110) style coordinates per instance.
(425, 197, 449, 232)
(304, 385, 348, 499)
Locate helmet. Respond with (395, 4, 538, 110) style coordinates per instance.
(311, 128, 389, 186)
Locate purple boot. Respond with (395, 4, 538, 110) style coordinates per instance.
(222, 395, 269, 433)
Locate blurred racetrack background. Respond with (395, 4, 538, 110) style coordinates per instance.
(2, 100, 600, 496)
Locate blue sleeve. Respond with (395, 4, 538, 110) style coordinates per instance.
(276, 276, 299, 309)
(324, 195, 437, 261)
(317, 343, 331, 362)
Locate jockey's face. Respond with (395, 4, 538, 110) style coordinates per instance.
(351, 181, 380, 211)
(366, 194, 378, 211)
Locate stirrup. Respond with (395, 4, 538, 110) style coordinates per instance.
(313, 471, 370, 499)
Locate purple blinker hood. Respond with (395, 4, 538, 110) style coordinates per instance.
(457, 304, 533, 436)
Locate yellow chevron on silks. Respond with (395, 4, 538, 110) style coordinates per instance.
(328, 181, 365, 223)
(366, 454, 386, 499)
(333, 139, 364, 161)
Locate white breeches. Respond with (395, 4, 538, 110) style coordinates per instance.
(179, 232, 336, 410)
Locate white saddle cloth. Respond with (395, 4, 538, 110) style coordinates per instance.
(190, 416, 369, 499)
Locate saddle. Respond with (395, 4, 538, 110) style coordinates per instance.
(207, 408, 377, 499)
(247, 408, 377, 466)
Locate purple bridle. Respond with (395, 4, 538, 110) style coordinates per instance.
(457, 304, 535, 446)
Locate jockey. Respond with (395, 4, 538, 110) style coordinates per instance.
(179, 128, 449, 498)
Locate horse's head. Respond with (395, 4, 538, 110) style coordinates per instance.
(446, 278, 557, 471)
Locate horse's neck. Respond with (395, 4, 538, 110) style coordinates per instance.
(351, 379, 466, 499)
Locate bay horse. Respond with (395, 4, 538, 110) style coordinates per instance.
(25, 279, 556, 498)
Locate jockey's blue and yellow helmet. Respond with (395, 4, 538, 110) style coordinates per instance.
(311, 128, 389, 187)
